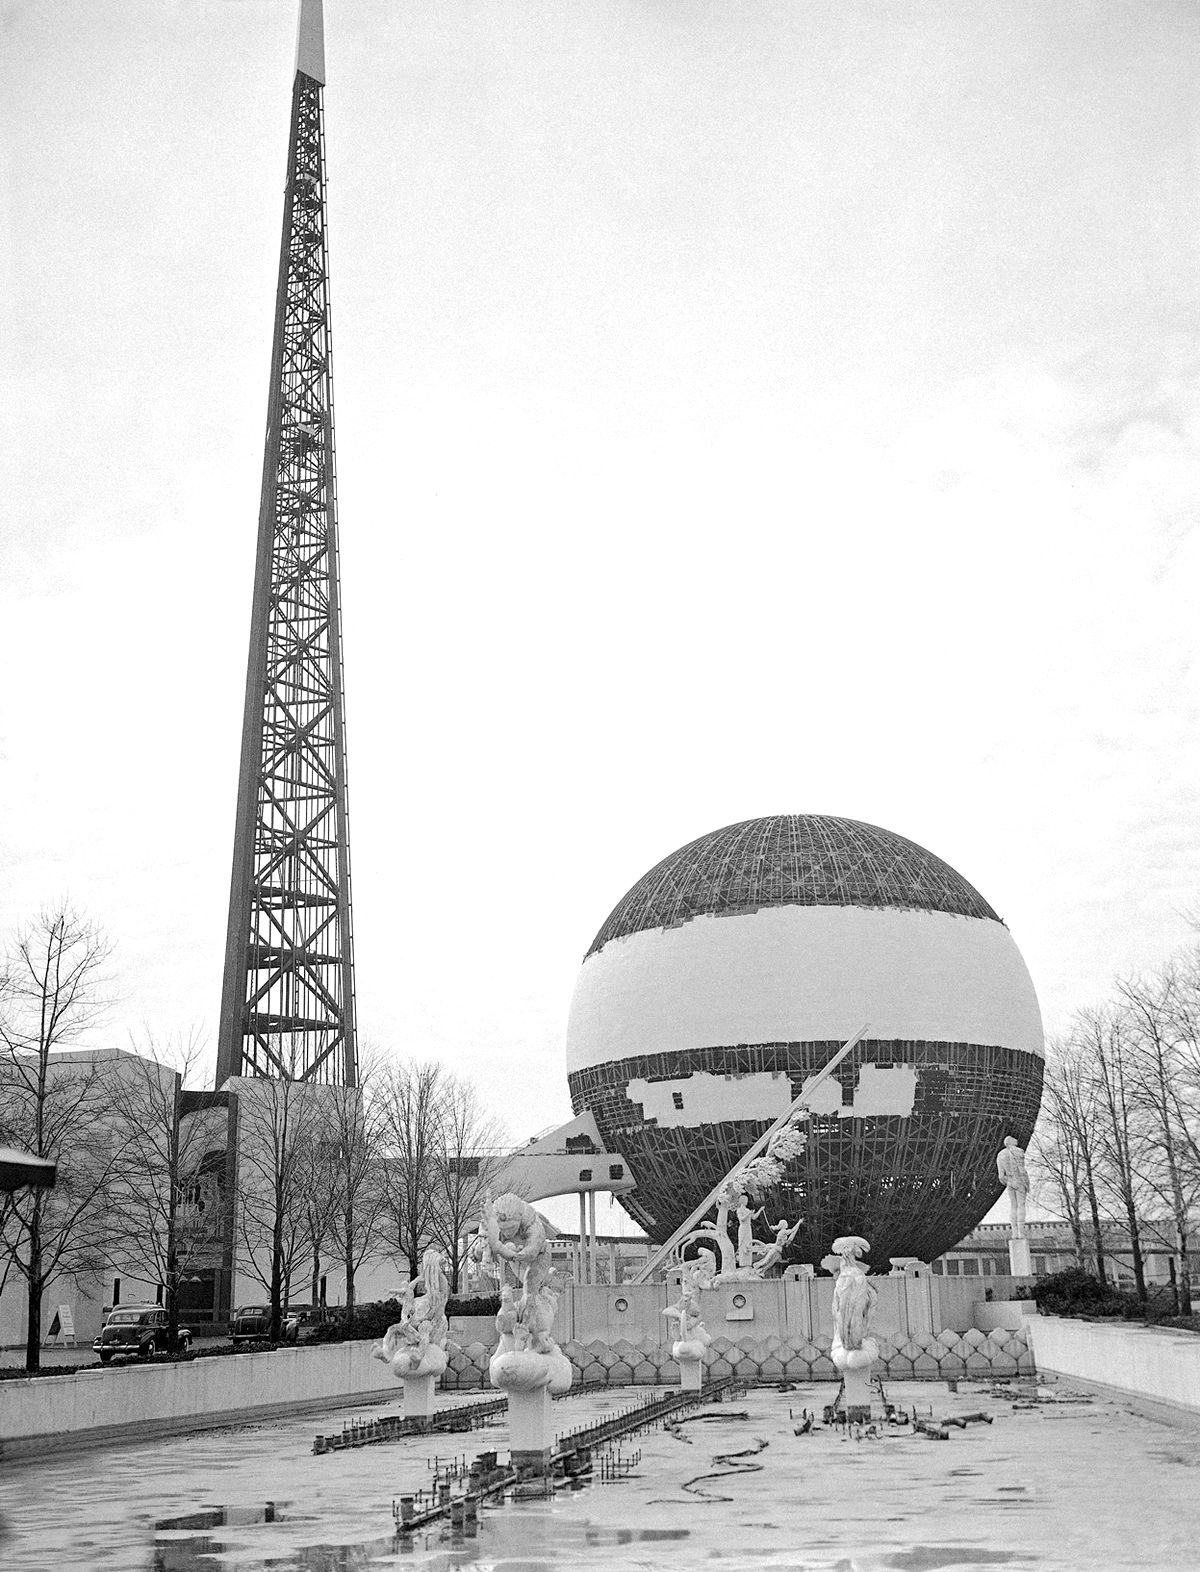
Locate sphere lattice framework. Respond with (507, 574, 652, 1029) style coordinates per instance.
(566, 814, 1044, 1266)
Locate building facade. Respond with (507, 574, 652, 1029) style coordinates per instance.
(933, 1219, 1200, 1291)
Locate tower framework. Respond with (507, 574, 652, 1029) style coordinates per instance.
(217, 1, 357, 1087)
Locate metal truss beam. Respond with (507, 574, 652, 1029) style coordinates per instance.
(217, 33, 356, 1088)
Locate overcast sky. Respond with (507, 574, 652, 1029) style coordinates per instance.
(3, 1, 1199, 1230)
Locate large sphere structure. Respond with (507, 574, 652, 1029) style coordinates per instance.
(566, 815, 1044, 1267)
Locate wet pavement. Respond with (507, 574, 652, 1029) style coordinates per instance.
(2, 1377, 1197, 1570)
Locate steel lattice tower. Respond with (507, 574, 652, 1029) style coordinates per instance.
(217, 0, 357, 1087)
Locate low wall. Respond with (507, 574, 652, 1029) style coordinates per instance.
(973, 1300, 1038, 1332)
(554, 1275, 963, 1348)
(0, 1339, 397, 1459)
(1027, 1316, 1200, 1423)
(442, 1323, 1033, 1391)
(448, 1315, 495, 1343)
(924, 1277, 1028, 1332)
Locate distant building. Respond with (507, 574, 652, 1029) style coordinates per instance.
(933, 1219, 1200, 1290)
(0, 1048, 394, 1349)
(0, 1048, 180, 1348)
(547, 1233, 653, 1286)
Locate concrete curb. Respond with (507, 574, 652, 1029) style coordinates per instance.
(0, 1384, 400, 1462)
(0, 1338, 395, 1456)
(1027, 1314, 1200, 1425)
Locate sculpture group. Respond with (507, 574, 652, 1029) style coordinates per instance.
(370, 1133, 1031, 1434)
(674, 1116, 808, 1284)
(482, 1192, 573, 1395)
(372, 1247, 451, 1382)
(661, 1228, 882, 1405)
(372, 1191, 572, 1449)
(371, 1246, 454, 1418)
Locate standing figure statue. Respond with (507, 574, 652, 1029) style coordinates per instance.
(734, 1192, 765, 1269)
(997, 1136, 1029, 1239)
(372, 1247, 451, 1381)
(829, 1235, 879, 1422)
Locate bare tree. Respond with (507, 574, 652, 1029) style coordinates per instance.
(1081, 1007, 1152, 1300)
(1033, 1036, 1109, 1281)
(0, 906, 119, 1371)
(377, 1061, 445, 1278)
(1117, 965, 1197, 1315)
(430, 1073, 510, 1293)
(1161, 944, 1200, 1194)
(299, 1130, 341, 1312)
(106, 1031, 226, 1343)
(325, 1051, 389, 1316)
(233, 1049, 326, 1338)
(1029, 1042, 1089, 1265)
(0, 1194, 16, 1304)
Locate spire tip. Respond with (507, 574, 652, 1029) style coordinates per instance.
(296, 0, 325, 85)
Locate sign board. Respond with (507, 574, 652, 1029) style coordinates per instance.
(44, 1304, 75, 1345)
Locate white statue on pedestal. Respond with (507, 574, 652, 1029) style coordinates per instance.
(663, 1259, 712, 1389)
(483, 1193, 572, 1396)
(829, 1235, 879, 1420)
(372, 1247, 451, 1381)
(997, 1136, 1029, 1239)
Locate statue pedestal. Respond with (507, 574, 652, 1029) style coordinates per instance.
(679, 1357, 703, 1392)
(1008, 1237, 1033, 1277)
(669, 1334, 708, 1393)
(843, 1362, 873, 1423)
(507, 1384, 553, 1473)
(402, 1372, 437, 1420)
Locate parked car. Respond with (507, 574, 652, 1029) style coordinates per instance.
(230, 1304, 303, 1346)
(93, 1305, 192, 1363)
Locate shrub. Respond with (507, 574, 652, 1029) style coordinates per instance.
(1151, 1311, 1200, 1332)
(447, 1294, 500, 1319)
(306, 1293, 501, 1345)
(1015, 1267, 1116, 1313)
(1019, 1267, 1154, 1320)
(0, 1363, 97, 1382)
(307, 1298, 407, 1344)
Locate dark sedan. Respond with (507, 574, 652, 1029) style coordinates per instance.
(93, 1306, 192, 1363)
(230, 1304, 302, 1346)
